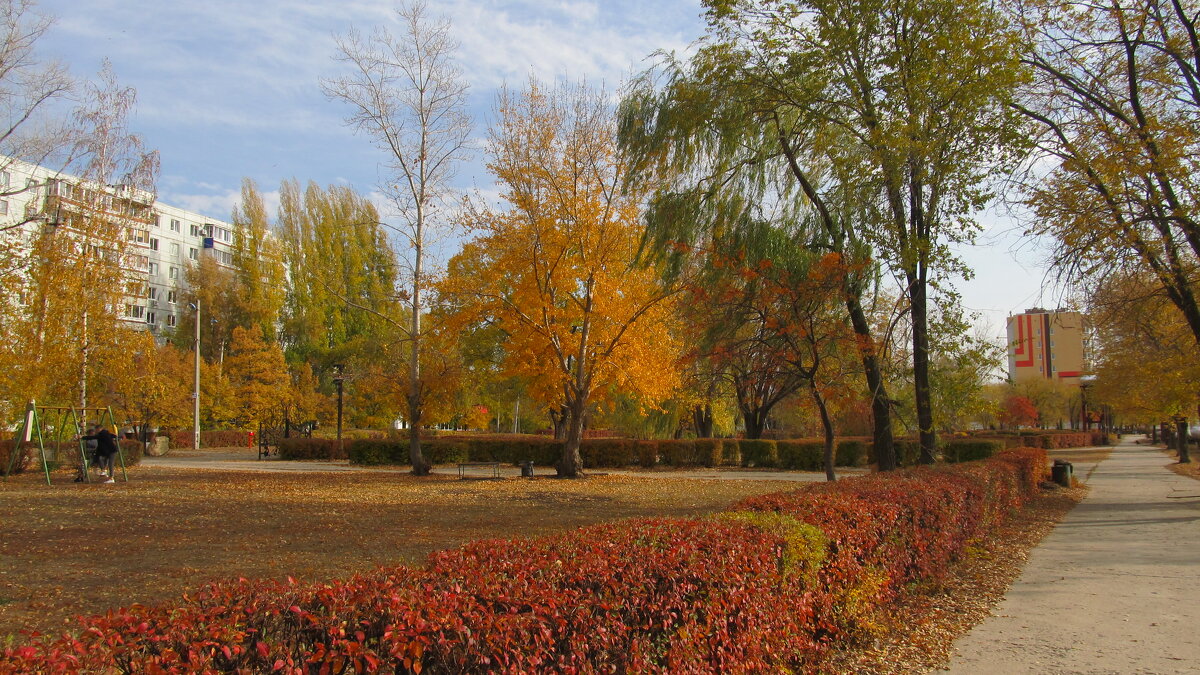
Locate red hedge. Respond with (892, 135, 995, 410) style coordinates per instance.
(1, 448, 1048, 673)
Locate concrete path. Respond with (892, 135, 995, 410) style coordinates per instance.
(943, 438, 1200, 674)
(141, 451, 865, 482)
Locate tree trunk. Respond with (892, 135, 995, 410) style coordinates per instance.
(550, 406, 568, 441)
(693, 403, 714, 438)
(1176, 418, 1191, 463)
(557, 401, 585, 477)
(845, 296, 897, 471)
(741, 406, 767, 439)
(811, 385, 836, 482)
(910, 270, 936, 465)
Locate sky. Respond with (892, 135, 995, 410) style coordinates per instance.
(32, 0, 1064, 341)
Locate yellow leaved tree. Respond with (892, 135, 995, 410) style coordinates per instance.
(444, 81, 681, 477)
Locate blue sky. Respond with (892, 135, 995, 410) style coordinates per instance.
(32, 0, 1061, 340)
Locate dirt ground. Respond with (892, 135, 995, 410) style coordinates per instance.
(0, 464, 798, 639)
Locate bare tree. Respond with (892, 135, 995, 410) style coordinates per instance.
(322, 0, 471, 476)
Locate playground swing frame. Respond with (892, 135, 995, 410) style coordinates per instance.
(4, 400, 129, 486)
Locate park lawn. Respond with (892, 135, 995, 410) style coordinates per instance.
(0, 466, 798, 639)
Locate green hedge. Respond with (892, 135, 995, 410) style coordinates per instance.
(777, 440, 823, 470)
(739, 439, 778, 468)
(278, 438, 346, 460)
(942, 439, 1004, 463)
(835, 440, 867, 467)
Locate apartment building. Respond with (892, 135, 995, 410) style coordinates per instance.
(0, 157, 235, 337)
(1006, 308, 1086, 384)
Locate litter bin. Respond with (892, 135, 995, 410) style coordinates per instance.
(521, 460, 534, 478)
(1051, 459, 1074, 487)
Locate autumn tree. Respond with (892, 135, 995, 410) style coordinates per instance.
(224, 325, 291, 430)
(1013, 0, 1200, 351)
(103, 333, 192, 440)
(999, 393, 1039, 429)
(1, 62, 158, 418)
(276, 180, 398, 366)
(173, 254, 238, 363)
(446, 81, 681, 477)
(230, 178, 286, 342)
(322, 0, 471, 475)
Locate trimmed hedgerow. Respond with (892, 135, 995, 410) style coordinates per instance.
(1, 448, 1049, 673)
(739, 439, 779, 468)
(278, 438, 345, 460)
(942, 439, 1004, 463)
(580, 438, 634, 468)
(835, 440, 867, 467)
(777, 439, 824, 470)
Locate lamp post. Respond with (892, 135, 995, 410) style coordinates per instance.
(189, 301, 201, 451)
(333, 364, 345, 457)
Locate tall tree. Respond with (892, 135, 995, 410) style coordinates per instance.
(1012, 0, 1200, 396)
(230, 178, 286, 341)
(445, 81, 682, 477)
(701, 0, 1025, 464)
(224, 324, 291, 430)
(322, 0, 471, 475)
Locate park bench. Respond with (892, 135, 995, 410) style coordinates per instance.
(458, 461, 502, 479)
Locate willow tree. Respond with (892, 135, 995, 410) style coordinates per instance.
(446, 81, 681, 478)
(621, 0, 1025, 466)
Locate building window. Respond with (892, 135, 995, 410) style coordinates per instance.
(151, 213, 160, 227)
(146, 312, 156, 325)
(0, 171, 9, 187)
(149, 237, 159, 251)
(147, 287, 158, 300)
(125, 304, 144, 319)
(167, 314, 177, 327)
(148, 262, 159, 276)
(169, 266, 178, 280)
(170, 242, 180, 256)
(167, 290, 177, 304)
(190, 224, 203, 237)
(214, 249, 232, 265)
(0, 200, 7, 216)
(170, 219, 181, 232)
(188, 247, 198, 260)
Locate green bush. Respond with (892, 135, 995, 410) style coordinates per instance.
(722, 439, 742, 466)
(278, 438, 342, 460)
(942, 439, 1003, 463)
(580, 438, 633, 468)
(660, 439, 702, 467)
(777, 440, 824, 471)
(693, 438, 724, 468)
(348, 435, 563, 466)
(635, 440, 658, 468)
(739, 439, 778, 468)
(835, 440, 867, 467)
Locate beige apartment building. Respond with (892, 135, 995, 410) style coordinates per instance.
(1006, 308, 1086, 384)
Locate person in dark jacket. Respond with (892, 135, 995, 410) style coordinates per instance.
(81, 425, 118, 483)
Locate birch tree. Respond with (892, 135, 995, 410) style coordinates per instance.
(322, 0, 470, 475)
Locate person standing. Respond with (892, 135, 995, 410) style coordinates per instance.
(81, 425, 118, 483)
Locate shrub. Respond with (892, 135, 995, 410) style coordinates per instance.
(659, 439, 704, 467)
(692, 438, 723, 468)
(0, 440, 32, 475)
(723, 438, 742, 466)
(777, 440, 824, 470)
(580, 438, 633, 468)
(740, 439, 779, 468)
(278, 438, 343, 460)
(165, 430, 251, 449)
(348, 435, 563, 466)
(942, 439, 1003, 463)
(835, 440, 867, 467)
(634, 440, 658, 468)
(1, 448, 1050, 674)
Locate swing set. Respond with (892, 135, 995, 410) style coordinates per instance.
(4, 400, 129, 486)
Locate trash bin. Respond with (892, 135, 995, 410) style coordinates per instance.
(521, 460, 534, 478)
(1051, 459, 1073, 487)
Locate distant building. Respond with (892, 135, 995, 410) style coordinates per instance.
(1006, 308, 1086, 384)
(1, 156, 235, 337)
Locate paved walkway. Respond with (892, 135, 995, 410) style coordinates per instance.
(141, 451, 865, 482)
(943, 438, 1200, 674)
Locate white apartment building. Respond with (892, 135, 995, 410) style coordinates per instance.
(0, 156, 236, 337)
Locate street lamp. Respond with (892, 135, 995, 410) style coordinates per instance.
(332, 364, 345, 457)
(188, 301, 200, 451)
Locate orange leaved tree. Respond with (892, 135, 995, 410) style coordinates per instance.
(445, 81, 681, 477)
